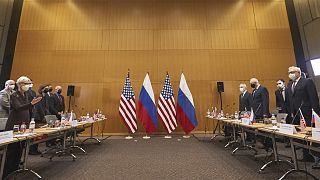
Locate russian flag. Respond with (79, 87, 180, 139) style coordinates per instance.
(312, 109, 320, 128)
(176, 73, 198, 134)
(138, 73, 158, 134)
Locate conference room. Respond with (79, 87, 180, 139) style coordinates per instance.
(0, 0, 320, 179)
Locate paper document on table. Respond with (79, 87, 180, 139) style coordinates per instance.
(279, 123, 297, 135)
(14, 132, 36, 138)
(312, 128, 320, 140)
(0, 131, 14, 143)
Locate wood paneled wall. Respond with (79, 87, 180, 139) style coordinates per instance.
(11, 0, 296, 134)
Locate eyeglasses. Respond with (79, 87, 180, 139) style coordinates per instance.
(276, 83, 282, 85)
(288, 71, 296, 74)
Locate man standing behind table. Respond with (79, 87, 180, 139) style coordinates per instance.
(275, 79, 291, 123)
(249, 78, 271, 149)
(239, 83, 253, 112)
(0, 80, 15, 118)
(0, 80, 16, 130)
(287, 66, 320, 168)
(250, 78, 270, 119)
(49, 86, 65, 119)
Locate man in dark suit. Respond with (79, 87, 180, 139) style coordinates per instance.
(287, 66, 320, 125)
(239, 84, 253, 112)
(287, 66, 320, 166)
(275, 79, 291, 123)
(49, 86, 65, 119)
(250, 78, 270, 119)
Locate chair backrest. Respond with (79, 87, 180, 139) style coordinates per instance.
(276, 113, 288, 123)
(44, 115, 58, 124)
(0, 118, 8, 131)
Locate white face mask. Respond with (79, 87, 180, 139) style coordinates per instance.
(239, 87, 245, 93)
(9, 85, 15, 90)
(21, 85, 29, 91)
(30, 84, 33, 88)
(277, 82, 284, 89)
(289, 73, 296, 80)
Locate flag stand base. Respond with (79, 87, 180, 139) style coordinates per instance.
(125, 136, 133, 139)
(164, 135, 172, 139)
(143, 136, 151, 139)
(183, 135, 190, 139)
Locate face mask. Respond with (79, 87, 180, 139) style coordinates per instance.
(239, 88, 245, 93)
(30, 84, 33, 88)
(49, 88, 53, 92)
(57, 89, 62, 94)
(289, 73, 296, 80)
(21, 85, 29, 91)
(250, 84, 256, 88)
(43, 88, 49, 93)
(9, 85, 15, 90)
(277, 83, 284, 89)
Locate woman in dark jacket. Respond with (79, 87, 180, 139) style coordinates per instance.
(3, 76, 42, 179)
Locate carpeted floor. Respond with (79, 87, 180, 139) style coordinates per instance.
(15, 135, 320, 180)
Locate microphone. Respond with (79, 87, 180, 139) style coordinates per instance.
(255, 103, 262, 114)
(290, 102, 303, 124)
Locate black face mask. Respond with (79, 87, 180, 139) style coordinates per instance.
(43, 88, 49, 93)
(251, 84, 256, 88)
(57, 90, 62, 94)
(49, 88, 53, 92)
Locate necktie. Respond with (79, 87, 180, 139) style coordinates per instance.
(57, 94, 62, 102)
(292, 81, 296, 93)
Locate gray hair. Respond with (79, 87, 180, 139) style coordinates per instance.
(16, 76, 31, 88)
(288, 66, 301, 74)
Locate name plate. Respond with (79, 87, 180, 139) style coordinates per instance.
(279, 124, 297, 135)
(71, 120, 78, 127)
(0, 131, 14, 144)
(241, 118, 250, 125)
(312, 128, 320, 140)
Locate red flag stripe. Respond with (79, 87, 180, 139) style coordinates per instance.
(121, 96, 137, 126)
(119, 106, 136, 133)
(167, 97, 178, 126)
(119, 103, 137, 130)
(121, 95, 137, 120)
(158, 109, 173, 133)
(167, 97, 176, 114)
(158, 97, 177, 132)
(159, 96, 177, 129)
(120, 99, 137, 130)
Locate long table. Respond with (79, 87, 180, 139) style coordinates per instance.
(1, 118, 106, 180)
(210, 117, 320, 180)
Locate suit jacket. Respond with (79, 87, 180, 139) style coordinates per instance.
(275, 88, 291, 114)
(288, 77, 320, 125)
(239, 91, 253, 112)
(26, 89, 36, 120)
(5, 91, 32, 131)
(252, 85, 270, 118)
(49, 93, 65, 117)
(0, 89, 15, 118)
(33, 94, 50, 123)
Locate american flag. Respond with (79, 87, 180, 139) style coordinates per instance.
(157, 73, 177, 134)
(119, 72, 137, 134)
(299, 109, 306, 131)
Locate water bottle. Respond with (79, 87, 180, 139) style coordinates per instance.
(234, 111, 239, 119)
(20, 122, 26, 133)
(220, 110, 224, 118)
(206, 109, 210, 117)
(60, 116, 66, 128)
(29, 118, 35, 133)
